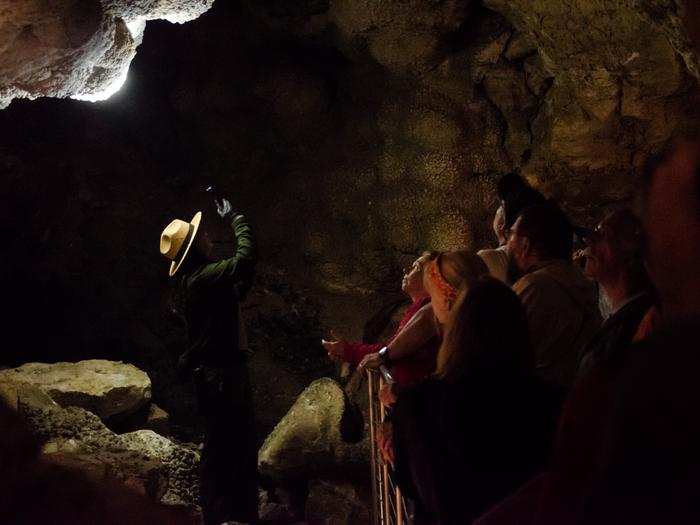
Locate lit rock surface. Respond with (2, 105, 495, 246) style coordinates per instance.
(481, 0, 700, 217)
(258, 377, 369, 483)
(24, 403, 200, 507)
(0, 380, 58, 412)
(42, 438, 167, 500)
(0, 0, 215, 108)
(0, 359, 151, 420)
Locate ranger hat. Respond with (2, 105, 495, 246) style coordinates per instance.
(159, 211, 202, 276)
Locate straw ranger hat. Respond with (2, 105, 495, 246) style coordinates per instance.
(160, 211, 202, 276)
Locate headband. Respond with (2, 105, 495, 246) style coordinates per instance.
(428, 257, 457, 304)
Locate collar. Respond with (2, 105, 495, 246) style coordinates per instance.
(610, 291, 649, 316)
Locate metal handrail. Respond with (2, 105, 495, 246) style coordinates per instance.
(367, 368, 412, 525)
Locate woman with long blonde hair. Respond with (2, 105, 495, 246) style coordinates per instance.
(391, 274, 561, 524)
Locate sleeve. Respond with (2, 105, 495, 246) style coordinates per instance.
(513, 276, 555, 363)
(190, 215, 257, 299)
(343, 342, 384, 367)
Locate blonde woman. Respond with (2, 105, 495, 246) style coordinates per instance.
(390, 275, 561, 525)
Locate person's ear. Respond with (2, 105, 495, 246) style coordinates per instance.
(521, 236, 531, 258)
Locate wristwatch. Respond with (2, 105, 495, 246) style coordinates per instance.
(378, 346, 392, 367)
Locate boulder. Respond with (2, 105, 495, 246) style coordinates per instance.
(258, 378, 370, 483)
(0, 0, 216, 107)
(144, 403, 171, 437)
(42, 439, 167, 500)
(22, 402, 200, 508)
(304, 478, 372, 525)
(0, 360, 151, 420)
(0, 380, 58, 412)
(117, 430, 200, 507)
(111, 402, 171, 437)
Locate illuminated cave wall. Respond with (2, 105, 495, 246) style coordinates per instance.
(0, 0, 698, 371)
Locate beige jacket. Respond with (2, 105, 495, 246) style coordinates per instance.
(477, 246, 509, 283)
(513, 259, 601, 388)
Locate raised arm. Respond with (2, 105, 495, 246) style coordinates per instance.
(189, 214, 257, 299)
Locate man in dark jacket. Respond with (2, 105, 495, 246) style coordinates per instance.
(160, 198, 258, 525)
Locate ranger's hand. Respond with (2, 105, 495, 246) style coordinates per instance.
(215, 197, 234, 218)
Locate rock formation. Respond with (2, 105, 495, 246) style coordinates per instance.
(258, 377, 369, 483)
(0, 0, 215, 108)
(0, 360, 195, 507)
(0, 2, 698, 485)
(0, 359, 151, 420)
(22, 382, 200, 507)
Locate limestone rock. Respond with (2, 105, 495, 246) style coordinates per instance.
(258, 378, 369, 483)
(144, 403, 171, 436)
(119, 430, 200, 507)
(22, 403, 201, 508)
(0, 0, 216, 108)
(329, 0, 470, 73)
(0, 360, 151, 420)
(304, 478, 372, 525)
(42, 439, 167, 500)
(483, 0, 698, 194)
(113, 402, 171, 436)
(0, 380, 58, 413)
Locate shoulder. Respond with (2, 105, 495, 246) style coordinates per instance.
(513, 270, 557, 296)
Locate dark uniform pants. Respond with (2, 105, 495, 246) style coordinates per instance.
(196, 364, 258, 525)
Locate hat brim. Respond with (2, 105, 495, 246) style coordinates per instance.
(169, 211, 202, 277)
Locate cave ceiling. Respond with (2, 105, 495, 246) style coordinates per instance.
(0, 0, 698, 364)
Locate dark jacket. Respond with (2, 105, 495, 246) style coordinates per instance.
(577, 292, 655, 375)
(179, 215, 256, 369)
(582, 318, 700, 525)
(392, 370, 561, 525)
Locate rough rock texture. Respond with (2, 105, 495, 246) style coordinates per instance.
(144, 402, 171, 436)
(258, 378, 369, 483)
(23, 403, 201, 507)
(0, 0, 215, 108)
(0, 399, 194, 525)
(0, 0, 699, 453)
(304, 478, 372, 525)
(0, 360, 151, 420)
(0, 380, 58, 412)
(42, 439, 167, 500)
(482, 0, 700, 222)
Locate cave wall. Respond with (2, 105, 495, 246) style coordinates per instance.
(0, 1, 698, 427)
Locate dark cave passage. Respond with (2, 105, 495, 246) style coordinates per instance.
(1, 1, 700, 524)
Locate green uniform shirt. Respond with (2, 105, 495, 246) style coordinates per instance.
(181, 215, 256, 368)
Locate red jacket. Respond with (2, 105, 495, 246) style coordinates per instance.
(343, 296, 440, 387)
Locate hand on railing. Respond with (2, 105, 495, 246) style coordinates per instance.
(321, 330, 347, 362)
(378, 421, 395, 467)
(359, 351, 382, 371)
